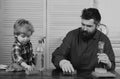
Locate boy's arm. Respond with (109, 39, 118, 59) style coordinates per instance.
(11, 44, 26, 66)
(29, 42, 36, 65)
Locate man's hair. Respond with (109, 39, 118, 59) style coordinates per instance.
(14, 19, 34, 36)
(81, 8, 101, 24)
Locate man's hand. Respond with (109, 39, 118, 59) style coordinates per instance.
(97, 53, 112, 68)
(59, 59, 75, 73)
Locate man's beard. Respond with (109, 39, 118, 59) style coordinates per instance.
(81, 29, 96, 41)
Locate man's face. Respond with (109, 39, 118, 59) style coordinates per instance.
(81, 19, 97, 39)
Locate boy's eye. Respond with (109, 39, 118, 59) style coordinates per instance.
(19, 33, 30, 38)
(21, 35, 26, 38)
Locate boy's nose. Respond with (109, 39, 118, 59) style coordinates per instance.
(24, 37, 29, 41)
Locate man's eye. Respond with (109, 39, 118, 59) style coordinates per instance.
(87, 25, 92, 27)
(81, 23, 85, 26)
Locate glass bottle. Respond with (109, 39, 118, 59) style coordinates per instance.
(35, 38, 45, 71)
(97, 41, 106, 68)
(94, 41, 107, 73)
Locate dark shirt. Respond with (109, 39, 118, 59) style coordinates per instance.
(11, 38, 35, 65)
(52, 27, 115, 71)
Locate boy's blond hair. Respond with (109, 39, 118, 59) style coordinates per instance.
(14, 19, 34, 36)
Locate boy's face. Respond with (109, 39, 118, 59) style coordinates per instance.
(16, 34, 31, 44)
(14, 25, 33, 44)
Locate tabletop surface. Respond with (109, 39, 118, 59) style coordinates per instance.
(0, 69, 120, 79)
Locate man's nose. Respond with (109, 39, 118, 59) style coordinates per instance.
(83, 26, 87, 31)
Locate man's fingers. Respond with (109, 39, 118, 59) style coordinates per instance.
(69, 64, 74, 72)
(98, 54, 109, 64)
(62, 66, 65, 72)
(62, 65, 68, 72)
(62, 63, 74, 73)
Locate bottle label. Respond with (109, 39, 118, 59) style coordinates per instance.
(36, 53, 44, 71)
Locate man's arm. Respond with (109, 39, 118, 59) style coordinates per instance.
(52, 31, 73, 69)
(104, 38, 115, 71)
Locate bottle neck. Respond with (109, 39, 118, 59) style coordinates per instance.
(99, 49, 103, 53)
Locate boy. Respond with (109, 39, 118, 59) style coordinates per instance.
(6, 19, 35, 72)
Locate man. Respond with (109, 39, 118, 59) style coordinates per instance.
(52, 8, 115, 73)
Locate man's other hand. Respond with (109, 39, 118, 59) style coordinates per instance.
(97, 53, 112, 68)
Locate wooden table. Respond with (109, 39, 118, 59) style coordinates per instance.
(0, 69, 120, 79)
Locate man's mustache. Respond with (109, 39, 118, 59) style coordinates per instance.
(81, 30, 89, 35)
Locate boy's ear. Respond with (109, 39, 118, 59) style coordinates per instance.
(14, 35, 17, 37)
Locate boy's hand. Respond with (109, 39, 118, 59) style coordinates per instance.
(26, 65, 34, 71)
(21, 62, 34, 71)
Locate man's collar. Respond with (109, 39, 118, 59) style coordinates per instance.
(93, 30, 100, 40)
